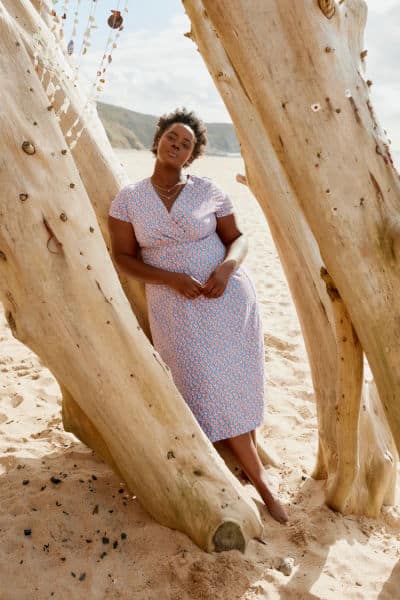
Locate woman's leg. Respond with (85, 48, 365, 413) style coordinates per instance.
(251, 429, 256, 447)
(239, 429, 256, 480)
(226, 431, 288, 524)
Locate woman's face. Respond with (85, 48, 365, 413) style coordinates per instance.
(156, 123, 196, 168)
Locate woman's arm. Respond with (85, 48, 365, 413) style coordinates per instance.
(108, 216, 203, 299)
(202, 213, 248, 298)
(108, 215, 174, 284)
(216, 213, 248, 275)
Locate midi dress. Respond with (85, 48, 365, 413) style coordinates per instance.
(109, 175, 265, 442)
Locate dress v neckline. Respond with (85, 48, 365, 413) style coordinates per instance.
(149, 175, 190, 216)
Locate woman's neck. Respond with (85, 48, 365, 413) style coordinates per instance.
(151, 161, 186, 187)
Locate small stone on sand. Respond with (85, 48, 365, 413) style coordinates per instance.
(278, 557, 295, 576)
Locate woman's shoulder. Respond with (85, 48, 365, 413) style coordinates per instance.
(188, 175, 233, 216)
(188, 175, 227, 196)
(188, 174, 217, 190)
(109, 178, 150, 221)
(117, 178, 150, 198)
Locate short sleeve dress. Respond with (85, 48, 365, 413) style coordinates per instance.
(109, 175, 264, 442)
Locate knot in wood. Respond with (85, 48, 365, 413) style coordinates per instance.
(320, 267, 341, 301)
(184, 29, 194, 41)
(61, 149, 68, 155)
(19, 193, 29, 201)
(0, 251, 7, 261)
(216, 71, 230, 82)
(318, 0, 336, 19)
(22, 141, 36, 155)
(59, 212, 68, 222)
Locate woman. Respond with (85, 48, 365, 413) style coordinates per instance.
(108, 108, 288, 524)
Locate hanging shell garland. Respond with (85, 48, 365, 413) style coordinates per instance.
(34, 0, 128, 150)
(108, 10, 123, 30)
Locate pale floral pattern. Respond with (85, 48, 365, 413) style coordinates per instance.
(109, 175, 264, 441)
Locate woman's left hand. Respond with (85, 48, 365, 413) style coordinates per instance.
(202, 263, 234, 298)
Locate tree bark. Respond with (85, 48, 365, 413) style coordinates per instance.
(0, 1, 263, 552)
(183, 0, 398, 517)
(8, 0, 150, 336)
(3, 0, 155, 464)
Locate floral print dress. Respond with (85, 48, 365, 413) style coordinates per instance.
(109, 175, 264, 442)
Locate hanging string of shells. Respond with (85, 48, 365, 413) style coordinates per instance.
(32, 0, 129, 150)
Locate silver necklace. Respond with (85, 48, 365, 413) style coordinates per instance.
(153, 188, 183, 202)
(151, 175, 187, 194)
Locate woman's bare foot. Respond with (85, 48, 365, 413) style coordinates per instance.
(224, 432, 288, 524)
(263, 493, 289, 525)
(254, 473, 289, 524)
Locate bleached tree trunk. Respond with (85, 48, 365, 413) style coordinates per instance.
(6, 0, 150, 336)
(0, 1, 264, 551)
(4, 0, 152, 457)
(183, 0, 399, 517)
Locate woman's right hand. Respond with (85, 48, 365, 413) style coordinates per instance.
(167, 273, 203, 299)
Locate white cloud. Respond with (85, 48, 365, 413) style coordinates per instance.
(366, 0, 399, 14)
(78, 13, 230, 122)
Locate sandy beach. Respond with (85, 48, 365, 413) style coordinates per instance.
(0, 150, 399, 599)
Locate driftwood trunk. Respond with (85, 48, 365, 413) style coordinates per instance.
(183, 0, 398, 517)
(3, 0, 150, 335)
(0, 0, 263, 551)
(4, 0, 152, 461)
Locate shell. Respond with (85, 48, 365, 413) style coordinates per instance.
(108, 10, 123, 29)
(278, 557, 295, 577)
(318, 0, 336, 19)
(22, 141, 36, 155)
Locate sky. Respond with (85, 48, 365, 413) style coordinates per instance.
(59, 1, 399, 155)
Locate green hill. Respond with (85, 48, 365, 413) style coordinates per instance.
(96, 102, 240, 156)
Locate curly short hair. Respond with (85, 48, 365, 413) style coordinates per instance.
(151, 107, 208, 165)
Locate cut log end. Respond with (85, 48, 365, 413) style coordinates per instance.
(212, 520, 246, 553)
